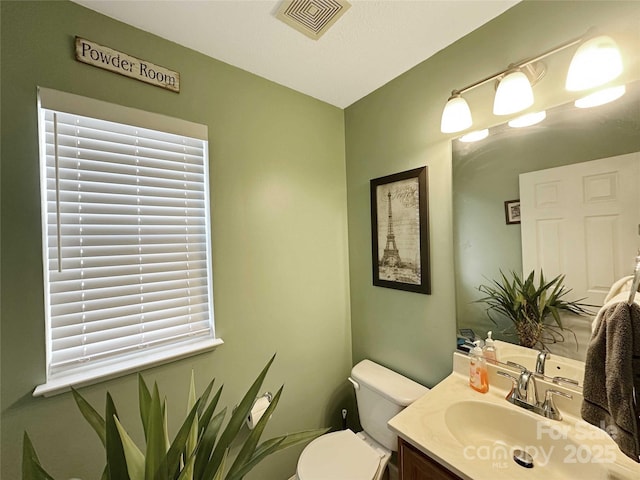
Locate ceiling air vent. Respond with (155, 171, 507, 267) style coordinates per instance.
(276, 0, 351, 40)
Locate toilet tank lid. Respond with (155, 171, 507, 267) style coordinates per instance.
(351, 360, 429, 406)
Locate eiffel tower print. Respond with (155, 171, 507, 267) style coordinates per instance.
(380, 190, 402, 267)
(371, 167, 430, 293)
(372, 167, 430, 294)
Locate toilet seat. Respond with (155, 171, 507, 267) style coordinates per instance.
(296, 430, 387, 480)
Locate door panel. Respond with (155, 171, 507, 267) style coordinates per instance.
(520, 152, 640, 307)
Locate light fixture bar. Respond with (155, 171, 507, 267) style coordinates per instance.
(441, 27, 623, 134)
(452, 31, 587, 97)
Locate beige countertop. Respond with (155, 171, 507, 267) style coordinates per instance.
(388, 352, 640, 480)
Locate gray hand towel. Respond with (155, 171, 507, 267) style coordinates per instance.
(581, 301, 640, 463)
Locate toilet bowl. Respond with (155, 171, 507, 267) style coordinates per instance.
(297, 429, 391, 480)
(294, 360, 428, 480)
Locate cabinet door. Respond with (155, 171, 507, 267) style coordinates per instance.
(398, 437, 463, 480)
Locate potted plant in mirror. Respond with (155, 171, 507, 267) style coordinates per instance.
(23, 354, 328, 480)
(476, 270, 593, 350)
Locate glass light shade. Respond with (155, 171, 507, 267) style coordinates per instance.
(508, 111, 547, 128)
(575, 85, 626, 108)
(566, 35, 623, 91)
(459, 129, 489, 143)
(441, 95, 472, 133)
(493, 71, 534, 115)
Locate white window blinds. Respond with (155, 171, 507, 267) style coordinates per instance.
(35, 88, 221, 396)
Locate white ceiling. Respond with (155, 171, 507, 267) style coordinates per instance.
(72, 0, 519, 108)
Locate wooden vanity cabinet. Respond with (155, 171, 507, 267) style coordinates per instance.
(398, 437, 463, 480)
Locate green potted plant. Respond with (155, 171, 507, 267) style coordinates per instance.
(23, 355, 328, 480)
(476, 270, 592, 349)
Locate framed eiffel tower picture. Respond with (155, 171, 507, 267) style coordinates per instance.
(370, 166, 431, 294)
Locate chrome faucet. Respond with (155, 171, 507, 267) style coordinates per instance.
(535, 351, 550, 375)
(498, 366, 538, 408)
(517, 369, 540, 406)
(498, 364, 572, 421)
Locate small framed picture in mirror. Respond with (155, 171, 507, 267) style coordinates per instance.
(504, 199, 521, 224)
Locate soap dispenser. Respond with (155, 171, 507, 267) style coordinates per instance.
(483, 331, 497, 364)
(469, 341, 489, 393)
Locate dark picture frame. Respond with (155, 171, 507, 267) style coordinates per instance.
(504, 199, 521, 224)
(370, 166, 431, 294)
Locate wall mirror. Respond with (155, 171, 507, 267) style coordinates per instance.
(452, 80, 640, 377)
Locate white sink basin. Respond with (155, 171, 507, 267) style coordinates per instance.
(443, 400, 622, 478)
(445, 400, 559, 447)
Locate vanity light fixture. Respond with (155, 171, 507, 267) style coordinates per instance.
(493, 69, 534, 115)
(440, 93, 473, 133)
(459, 129, 489, 143)
(440, 28, 624, 134)
(565, 35, 623, 91)
(574, 85, 626, 108)
(508, 111, 547, 128)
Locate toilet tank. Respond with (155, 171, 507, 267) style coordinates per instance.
(350, 360, 428, 451)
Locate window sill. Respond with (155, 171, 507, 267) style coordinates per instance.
(33, 337, 224, 397)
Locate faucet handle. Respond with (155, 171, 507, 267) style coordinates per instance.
(497, 371, 519, 402)
(541, 389, 573, 421)
(552, 376, 579, 387)
(497, 371, 519, 382)
(506, 361, 527, 372)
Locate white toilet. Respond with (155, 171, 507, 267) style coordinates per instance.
(294, 359, 429, 480)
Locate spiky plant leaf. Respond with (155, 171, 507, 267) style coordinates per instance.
(176, 454, 196, 480)
(22, 433, 56, 480)
(226, 429, 328, 480)
(138, 374, 152, 442)
(105, 393, 130, 480)
(163, 398, 170, 455)
(194, 408, 226, 480)
(114, 417, 145, 480)
(181, 372, 199, 480)
(23, 462, 55, 480)
(198, 385, 223, 438)
(71, 388, 106, 447)
(187, 371, 198, 445)
(212, 449, 228, 480)
(255, 429, 329, 458)
(204, 354, 276, 479)
(166, 399, 201, 479)
(196, 376, 216, 419)
(226, 387, 283, 479)
(145, 383, 168, 480)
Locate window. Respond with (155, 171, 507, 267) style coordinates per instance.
(34, 88, 221, 396)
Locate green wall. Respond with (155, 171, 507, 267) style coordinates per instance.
(1, 2, 351, 479)
(345, 0, 640, 387)
(4, 1, 640, 479)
